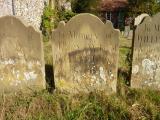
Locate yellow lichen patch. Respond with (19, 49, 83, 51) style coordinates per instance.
(57, 79, 76, 90)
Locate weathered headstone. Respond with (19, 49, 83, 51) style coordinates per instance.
(0, 16, 45, 92)
(134, 13, 149, 26)
(131, 13, 160, 90)
(127, 30, 133, 40)
(51, 13, 119, 93)
(124, 26, 130, 38)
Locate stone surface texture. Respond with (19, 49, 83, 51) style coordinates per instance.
(0, 0, 46, 29)
(0, 16, 45, 92)
(52, 13, 119, 94)
(131, 13, 160, 90)
(134, 13, 149, 26)
(0, 0, 13, 16)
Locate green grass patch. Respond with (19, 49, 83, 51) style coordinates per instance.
(0, 89, 159, 119)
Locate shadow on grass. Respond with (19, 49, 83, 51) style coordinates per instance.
(118, 68, 130, 86)
(45, 64, 55, 93)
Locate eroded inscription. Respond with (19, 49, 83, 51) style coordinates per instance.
(52, 14, 119, 93)
(0, 16, 45, 92)
(131, 13, 160, 90)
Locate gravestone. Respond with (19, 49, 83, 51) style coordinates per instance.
(131, 13, 160, 90)
(127, 30, 133, 40)
(0, 16, 45, 92)
(134, 13, 149, 26)
(124, 26, 130, 38)
(51, 13, 119, 93)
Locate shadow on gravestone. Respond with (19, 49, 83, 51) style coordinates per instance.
(0, 16, 45, 93)
(51, 13, 120, 94)
(131, 13, 160, 90)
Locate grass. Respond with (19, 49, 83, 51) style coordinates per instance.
(0, 89, 160, 120)
(0, 36, 160, 120)
(44, 40, 53, 65)
(118, 36, 132, 86)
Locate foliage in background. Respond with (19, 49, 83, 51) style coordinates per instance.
(41, 2, 76, 41)
(127, 0, 160, 17)
(54, 0, 77, 23)
(41, 5, 56, 39)
(58, 10, 77, 23)
(71, 0, 101, 15)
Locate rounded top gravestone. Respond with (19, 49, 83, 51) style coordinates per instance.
(131, 12, 160, 90)
(51, 13, 119, 94)
(134, 13, 149, 26)
(0, 16, 45, 93)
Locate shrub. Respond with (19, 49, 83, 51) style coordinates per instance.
(41, 5, 57, 39)
(58, 10, 77, 23)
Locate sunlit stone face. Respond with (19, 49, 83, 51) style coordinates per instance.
(0, 16, 45, 92)
(51, 13, 119, 94)
(131, 13, 160, 90)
